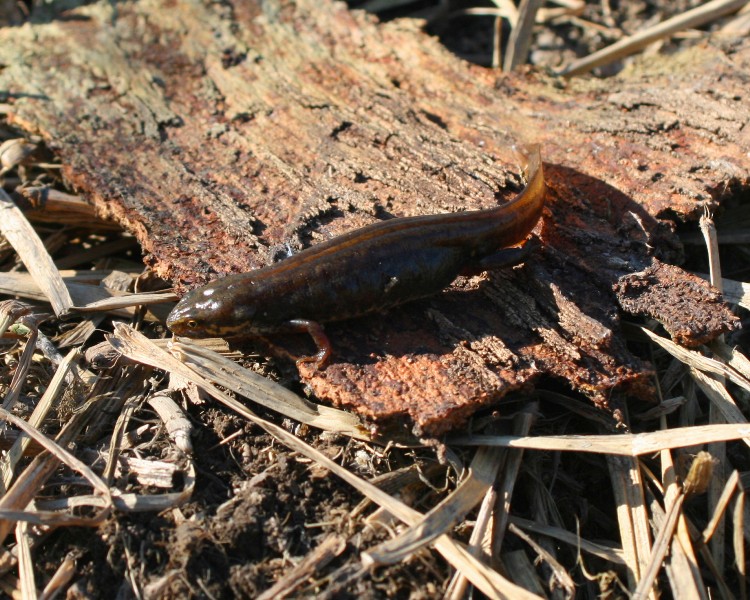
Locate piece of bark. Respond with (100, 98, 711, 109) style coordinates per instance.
(0, 1, 744, 433)
(614, 260, 736, 348)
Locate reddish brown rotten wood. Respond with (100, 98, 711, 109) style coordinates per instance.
(613, 260, 737, 348)
(0, 0, 745, 433)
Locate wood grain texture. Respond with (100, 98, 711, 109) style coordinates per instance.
(0, 0, 745, 433)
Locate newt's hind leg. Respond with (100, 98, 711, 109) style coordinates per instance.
(465, 236, 541, 275)
(288, 318, 332, 369)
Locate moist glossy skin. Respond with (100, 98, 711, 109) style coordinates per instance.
(167, 145, 546, 365)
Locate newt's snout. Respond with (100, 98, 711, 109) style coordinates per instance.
(167, 285, 229, 337)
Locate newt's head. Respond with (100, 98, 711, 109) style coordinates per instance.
(167, 277, 256, 338)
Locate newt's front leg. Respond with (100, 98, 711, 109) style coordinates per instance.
(288, 318, 332, 369)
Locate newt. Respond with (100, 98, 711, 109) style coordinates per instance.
(167, 144, 546, 367)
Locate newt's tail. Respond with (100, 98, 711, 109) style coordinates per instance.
(503, 143, 545, 244)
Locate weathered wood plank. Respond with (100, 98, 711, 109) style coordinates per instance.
(0, 0, 744, 432)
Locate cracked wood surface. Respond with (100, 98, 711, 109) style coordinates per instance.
(0, 0, 745, 433)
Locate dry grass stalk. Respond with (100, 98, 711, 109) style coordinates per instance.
(451, 422, 750, 454)
(491, 0, 519, 25)
(642, 326, 750, 399)
(536, 0, 584, 22)
(700, 210, 723, 292)
(710, 339, 750, 381)
(15, 521, 33, 600)
(71, 290, 176, 312)
(0, 188, 72, 316)
(635, 395, 686, 420)
(648, 485, 707, 600)
(503, 0, 544, 71)
(500, 550, 546, 596)
(732, 490, 746, 599)
(663, 513, 705, 600)
(109, 455, 186, 489)
(689, 369, 750, 447)
(703, 470, 740, 545)
(652, 432, 705, 600)
(102, 389, 142, 486)
(1, 319, 38, 413)
(491, 408, 536, 554)
(148, 392, 193, 454)
(113, 330, 370, 439)
(692, 529, 737, 599)
(35, 462, 196, 514)
(636, 452, 716, 600)
(508, 522, 576, 597)
(351, 463, 444, 521)
(701, 209, 730, 574)
(0, 407, 111, 498)
(256, 535, 346, 600)
(34, 330, 81, 381)
(362, 444, 505, 565)
(38, 553, 76, 600)
(457, 6, 519, 28)
(0, 269, 136, 286)
(444, 477, 499, 599)
(607, 454, 651, 588)
(511, 516, 624, 564)
(0, 271, 172, 320)
(722, 4, 750, 32)
(0, 371, 125, 544)
(650, 202, 744, 597)
(645, 422, 737, 598)
(0, 349, 79, 491)
(492, 14, 503, 69)
(561, 0, 750, 76)
(0, 508, 109, 528)
(445, 408, 536, 598)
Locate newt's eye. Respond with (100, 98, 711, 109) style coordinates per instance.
(186, 319, 199, 329)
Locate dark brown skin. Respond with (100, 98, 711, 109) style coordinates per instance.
(167, 145, 546, 367)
